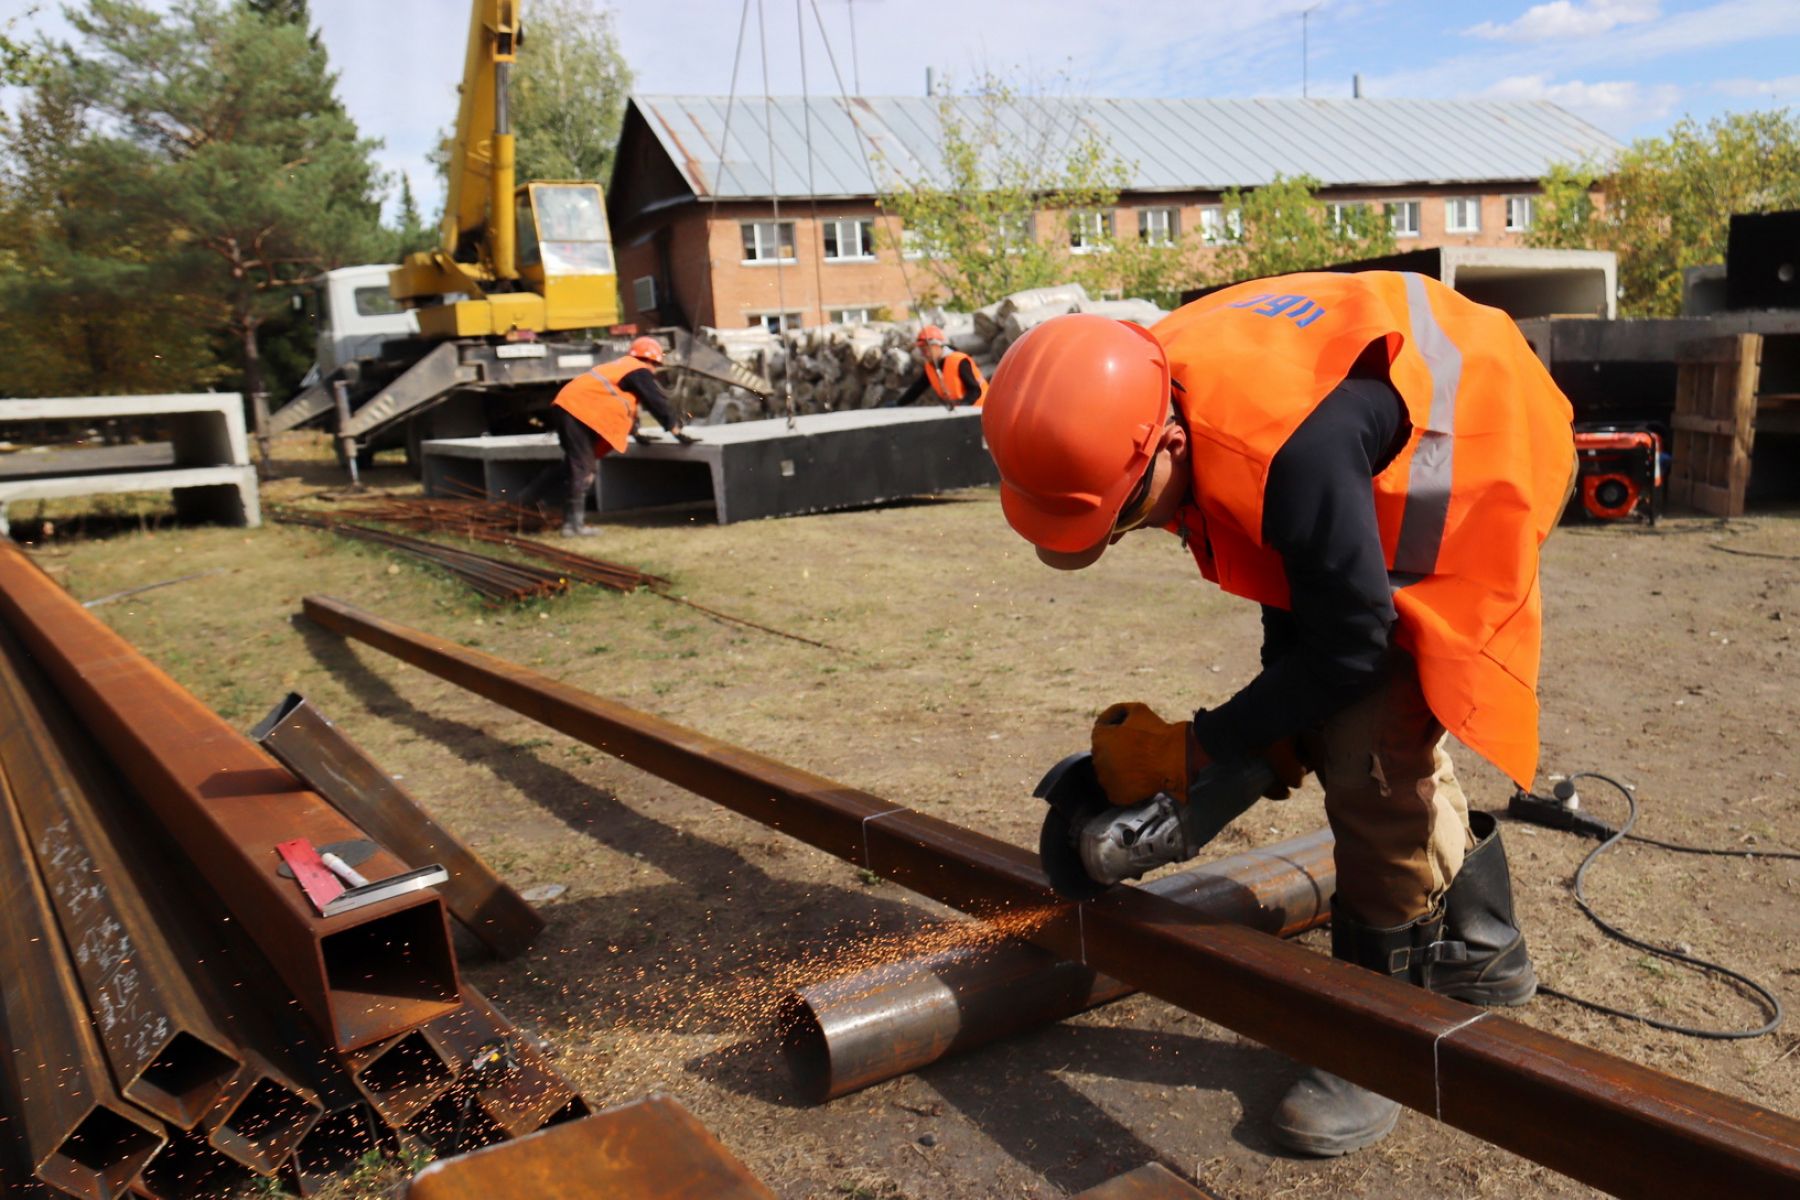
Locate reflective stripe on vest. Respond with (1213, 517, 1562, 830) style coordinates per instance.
(1394, 272, 1462, 577)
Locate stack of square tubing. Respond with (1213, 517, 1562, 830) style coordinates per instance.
(0, 540, 580, 1198)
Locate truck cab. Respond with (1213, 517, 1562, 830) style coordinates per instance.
(314, 264, 420, 377)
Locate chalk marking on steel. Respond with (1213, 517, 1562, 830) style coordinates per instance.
(860, 808, 905, 873)
(1433, 1011, 1491, 1122)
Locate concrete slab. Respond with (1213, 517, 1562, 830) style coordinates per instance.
(0, 443, 176, 479)
(0, 394, 250, 468)
(0, 465, 261, 535)
(422, 407, 998, 523)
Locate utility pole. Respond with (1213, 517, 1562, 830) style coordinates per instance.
(1302, 3, 1321, 98)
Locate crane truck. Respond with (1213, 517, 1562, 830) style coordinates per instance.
(266, 0, 762, 475)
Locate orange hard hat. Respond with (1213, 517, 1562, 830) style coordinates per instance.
(981, 314, 1170, 556)
(916, 324, 947, 346)
(628, 336, 666, 365)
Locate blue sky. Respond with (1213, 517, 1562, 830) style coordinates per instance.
(5, 0, 1798, 220)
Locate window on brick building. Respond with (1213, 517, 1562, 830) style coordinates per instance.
(1138, 207, 1179, 246)
(1327, 202, 1371, 236)
(1505, 195, 1535, 232)
(1388, 200, 1422, 238)
(1445, 196, 1482, 234)
(828, 307, 875, 325)
(1069, 210, 1114, 253)
(632, 275, 657, 312)
(822, 219, 876, 261)
(996, 213, 1035, 253)
(741, 220, 797, 263)
(1199, 206, 1242, 245)
(750, 311, 803, 332)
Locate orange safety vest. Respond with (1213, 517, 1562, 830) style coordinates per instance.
(551, 357, 644, 453)
(924, 350, 988, 406)
(1155, 272, 1574, 787)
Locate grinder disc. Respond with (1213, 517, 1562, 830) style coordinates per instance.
(1033, 752, 1114, 901)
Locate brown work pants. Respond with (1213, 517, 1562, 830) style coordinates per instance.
(1308, 652, 1472, 928)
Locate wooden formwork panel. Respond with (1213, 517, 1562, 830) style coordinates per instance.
(1671, 333, 1761, 517)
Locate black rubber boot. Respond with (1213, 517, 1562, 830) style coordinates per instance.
(1271, 900, 1442, 1157)
(560, 478, 599, 537)
(1427, 811, 1538, 1006)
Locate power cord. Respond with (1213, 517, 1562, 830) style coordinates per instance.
(1508, 771, 1794, 1039)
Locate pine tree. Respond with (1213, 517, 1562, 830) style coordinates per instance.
(393, 172, 436, 259)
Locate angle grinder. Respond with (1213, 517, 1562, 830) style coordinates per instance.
(1035, 751, 1276, 900)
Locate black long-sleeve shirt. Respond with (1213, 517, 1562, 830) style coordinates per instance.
(616, 365, 680, 432)
(889, 357, 984, 407)
(1191, 375, 1411, 763)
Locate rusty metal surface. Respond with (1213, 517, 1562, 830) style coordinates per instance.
(134, 1131, 251, 1200)
(344, 1028, 459, 1130)
(0, 544, 460, 1052)
(303, 594, 1800, 1198)
(0, 626, 243, 1128)
(420, 986, 588, 1138)
(0, 766, 167, 1198)
(254, 693, 544, 958)
(281, 1102, 386, 1198)
(1071, 1162, 1223, 1200)
(782, 830, 1335, 1102)
(404, 1095, 775, 1200)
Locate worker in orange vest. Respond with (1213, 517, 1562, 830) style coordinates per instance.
(517, 336, 692, 536)
(982, 272, 1575, 1156)
(883, 325, 987, 408)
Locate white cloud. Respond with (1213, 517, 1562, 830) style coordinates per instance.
(1466, 1, 1659, 43)
(1485, 73, 1682, 120)
(1714, 74, 1800, 99)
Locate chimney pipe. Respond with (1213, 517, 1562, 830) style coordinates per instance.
(1353, 73, 1364, 99)
(926, 67, 935, 97)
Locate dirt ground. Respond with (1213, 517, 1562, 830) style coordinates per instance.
(18, 431, 1799, 1199)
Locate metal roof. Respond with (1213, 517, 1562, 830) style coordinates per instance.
(629, 94, 1620, 200)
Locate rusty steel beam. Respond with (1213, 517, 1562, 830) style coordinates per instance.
(0, 627, 243, 1128)
(404, 1096, 776, 1200)
(0, 767, 167, 1198)
(1072, 1163, 1223, 1200)
(781, 830, 1335, 1102)
(302, 595, 1800, 1198)
(253, 693, 545, 958)
(133, 1131, 251, 1200)
(420, 986, 590, 1138)
(199, 1055, 323, 1177)
(281, 1102, 385, 1198)
(0, 544, 460, 1053)
(344, 1028, 459, 1130)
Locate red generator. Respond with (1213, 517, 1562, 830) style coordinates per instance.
(1573, 425, 1663, 524)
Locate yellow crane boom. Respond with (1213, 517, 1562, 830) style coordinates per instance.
(390, 0, 619, 338)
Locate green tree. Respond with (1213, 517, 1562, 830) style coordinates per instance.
(2, 6, 45, 86)
(60, 0, 388, 407)
(877, 78, 1128, 310)
(392, 172, 436, 258)
(0, 72, 220, 396)
(1072, 219, 1208, 310)
(514, 0, 633, 185)
(1207, 174, 1395, 285)
(1530, 110, 1800, 316)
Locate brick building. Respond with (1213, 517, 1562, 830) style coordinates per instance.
(605, 95, 1619, 331)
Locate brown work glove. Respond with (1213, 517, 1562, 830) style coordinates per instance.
(1260, 736, 1308, 800)
(1091, 702, 1207, 807)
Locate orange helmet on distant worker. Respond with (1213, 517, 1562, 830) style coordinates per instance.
(916, 324, 948, 347)
(628, 336, 666, 365)
(981, 314, 1171, 556)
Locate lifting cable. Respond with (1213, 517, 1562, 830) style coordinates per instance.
(806, 0, 919, 316)
(1534, 771, 1793, 1040)
(702, 0, 754, 331)
(754, 0, 798, 427)
(796, 0, 828, 361)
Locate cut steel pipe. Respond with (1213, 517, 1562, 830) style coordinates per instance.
(281, 1103, 385, 1198)
(781, 830, 1335, 1102)
(200, 1055, 324, 1177)
(253, 692, 545, 958)
(0, 627, 243, 1128)
(0, 768, 167, 1198)
(302, 594, 1800, 1198)
(0, 544, 461, 1053)
(344, 1028, 459, 1130)
(404, 1095, 776, 1200)
(1072, 1163, 1223, 1200)
(420, 985, 591, 1138)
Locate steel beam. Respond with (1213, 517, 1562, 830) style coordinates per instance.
(0, 627, 242, 1128)
(0, 544, 460, 1052)
(781, 830, 1335, 1101)
(253, 693, 544, 958)
(420, 986, 590, 1138)
(403, 1096, 776, 1200)
(0, 768, 167, 1197)
(1072, 1163, 1222, 1200)
(302, 594, 1800, 1197)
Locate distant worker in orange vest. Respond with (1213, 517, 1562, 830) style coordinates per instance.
(517, 336, 693, 537)
(982, 272, 1575, 1157)
(883, 325, 987, 408)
